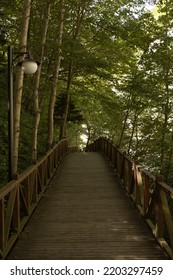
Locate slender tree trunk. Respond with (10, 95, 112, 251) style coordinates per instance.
(31, 1, 51, 163)
(59, 3, 87, 139)
(110, 124, 117, 142)
(160, 0, 170, 175)
(86, 125, 92, 148)
(47, 0, 64, 149)
(118, 105, 131, 147)
(85, 126, 96, 148)
(118, 93, 132, 148)
(135, 120, 139, 157)
(59, 60, 74, 139)
(13, 0, 32, 177)
(160, 82, 169, 174)
(127, 112, 138, 154)
(165, 131, 173, 181)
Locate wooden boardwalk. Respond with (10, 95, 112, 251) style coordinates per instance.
(7, 152, 169, 260)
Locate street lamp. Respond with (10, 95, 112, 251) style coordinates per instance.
(8, 45, 40, 181)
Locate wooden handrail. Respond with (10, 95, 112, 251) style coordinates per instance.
(0, 139, 69, 259)
(87, 137, 173, 259)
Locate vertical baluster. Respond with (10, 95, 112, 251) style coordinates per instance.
(0, 198, 4, 257)
(155, 176, 164, 239)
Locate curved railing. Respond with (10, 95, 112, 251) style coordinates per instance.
(87, 137, 173, 259)
(0, 139, 70, 259)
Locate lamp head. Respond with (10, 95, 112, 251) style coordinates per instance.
(17, 54, 40, 74)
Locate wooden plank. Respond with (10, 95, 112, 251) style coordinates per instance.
(7, 153, 169, 260)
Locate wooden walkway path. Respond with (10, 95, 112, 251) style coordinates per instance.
(7, 152, 169, 260)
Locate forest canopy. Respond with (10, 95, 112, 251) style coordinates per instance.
(0, 0, 173, 186)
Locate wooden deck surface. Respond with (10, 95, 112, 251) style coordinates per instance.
(7, 152, 169, 260)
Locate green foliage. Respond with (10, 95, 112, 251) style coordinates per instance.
(54, 94, 84, 124)
(1, 0, 173, 188)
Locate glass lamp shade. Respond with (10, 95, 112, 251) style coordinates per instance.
(21, 60, 38, 74)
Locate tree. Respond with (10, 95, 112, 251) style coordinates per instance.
(59, 0, 93, 139)
(1, 0, 173, 186)
(13, 0, 32, 177)
(31, 0, 51, 163)
(47, 0, 64, 148)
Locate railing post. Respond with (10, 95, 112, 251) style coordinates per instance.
(143, 175, 150, 216)
(93, 140, 96, 152)
(113, 146, 117, 170)
(111, 145, 114, 167)
(129, 162, 135, 195)
(108, 141, 112, 161)
(102, 138, 104, 153)
(155, 176, 164, 239)
(11, 185, 20, 234)
(119, 151, 126, 180)
(133, 163, 142, 207)
(0, 199, 4, 257)
(159, 188, 173, 251)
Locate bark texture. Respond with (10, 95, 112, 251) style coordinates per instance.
(13, 0, 32, 177)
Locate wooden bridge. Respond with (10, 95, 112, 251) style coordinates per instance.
(0, 138, 173, 260)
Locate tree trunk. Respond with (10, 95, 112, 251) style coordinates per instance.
(86, 125, 92, 148)
(165, 131, 173, 181)
(127, 112, 138, 154)
(118, 109, 129, 148)
(47, 0, 64, 149)
(160, 0, 170, 175)
(160, 82, 169, 174)
(135, 119, 139, 157)
(31, 1, 51, 163)
(59, 3, 87, 139)
(13, 0, 32, 177)
(59, 59, 74, 139)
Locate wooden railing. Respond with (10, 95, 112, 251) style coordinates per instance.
(0, 139, 70, 259)
(87, 137, 173, 259)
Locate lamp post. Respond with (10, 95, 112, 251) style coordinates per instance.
(8, 45, 40, 181)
